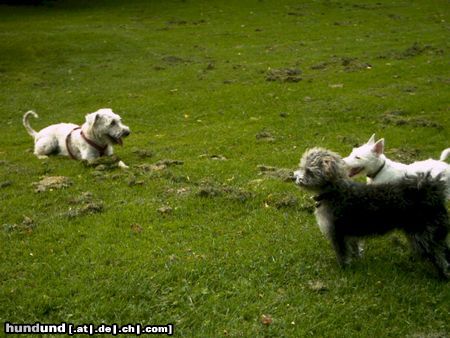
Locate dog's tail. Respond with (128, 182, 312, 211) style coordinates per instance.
(23, 111, 38, 138)
(439, 148, 450, 162)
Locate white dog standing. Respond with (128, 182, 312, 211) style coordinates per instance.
(343, 134, 450, 198)
(23, 108, 130, 168)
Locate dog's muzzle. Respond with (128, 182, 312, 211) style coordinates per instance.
(108, 129, 131, 146)
(294, 170, 303, 185)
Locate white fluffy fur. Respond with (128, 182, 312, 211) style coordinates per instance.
(343, 134, 450, 198)
(23, 108, 130, 168)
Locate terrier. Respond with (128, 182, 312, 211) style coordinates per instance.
(294, 147, 450, 278)
(23, 108, 130, 168)
(343, 134, 450, 198)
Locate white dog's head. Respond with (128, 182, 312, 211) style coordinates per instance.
(342, 134, 385, 178)
(85, 108, 131, 145)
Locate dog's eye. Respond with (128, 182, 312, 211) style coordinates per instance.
(355, 156, 361, 160)
(110, 121, 116, 126)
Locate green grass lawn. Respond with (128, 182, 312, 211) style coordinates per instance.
(1, 0, 449, 336)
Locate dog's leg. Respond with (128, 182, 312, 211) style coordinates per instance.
(330, 232, 349, 267)
(411, 230, 450, 279)
(118, 160, 129, 169)
(347, 238, 363, 259)
(34, 137, 57, 159)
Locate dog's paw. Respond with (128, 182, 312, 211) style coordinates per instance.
(118, 161, 129, 169)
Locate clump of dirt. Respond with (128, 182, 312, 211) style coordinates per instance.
(83, 155, 122, 170)
(257, 165, 295, 182)
(127, 175, 145, 187)
(389, 148, 422, 163)
(310, 56, 371, 72)
(157, 205, 173, 215)
(137, 159, 184, 172)
(65, 202, 103, 218)
(156, 159, 184, 166)
(130, 223, 143, 234)
(256, 130, 276, 142)
(307, 280, 328, 292)
(310, 62, 329, 70)
(378, 42, 443, 60)
(264, 193, 298, 209)
(65, 192, 104, 218)
(398, 42, 437, 59)
(381, 111, 443, 130)
(3, 216, 36, 235)
(266, 68, 302, 82)
(162, 55, 190, 64)
(197, 181, 253, 203)
(33, 176, 72, 193)
(199, 154, 227, 161)
(68, 191, 93, 204)
(0, 180, 12, 188)
(341, 57, 372, 72)
(132, 149, 154, 159)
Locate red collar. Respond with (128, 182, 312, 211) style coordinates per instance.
(66, 127, 81, 159)
(65, 127, 108, 159)
(80, 130, 108, 157)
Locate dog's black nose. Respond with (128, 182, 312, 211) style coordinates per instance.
(123, 130, 131, 137)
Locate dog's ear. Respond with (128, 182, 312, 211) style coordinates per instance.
(367, 134, 376, 145)
(85, 113, 100, 127)
(372, 138, 384, 156)
(322, 156, 337, 179)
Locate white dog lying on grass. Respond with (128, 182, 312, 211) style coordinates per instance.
(343, 134, 450, 198)
(23, 108, 130, 168)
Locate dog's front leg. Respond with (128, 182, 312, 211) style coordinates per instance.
(330, 232, 349, 267)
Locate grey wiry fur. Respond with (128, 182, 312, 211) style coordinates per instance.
(294, 147, 450, 279)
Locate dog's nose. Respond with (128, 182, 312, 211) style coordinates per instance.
(123, 129, 131, 137)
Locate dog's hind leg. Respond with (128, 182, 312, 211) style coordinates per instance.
(410, 231, 450, 279)
(34, 137, 58, 159)
(347, 238, 363, 259)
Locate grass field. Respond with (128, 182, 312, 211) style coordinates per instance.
(1, 0, 449, 336)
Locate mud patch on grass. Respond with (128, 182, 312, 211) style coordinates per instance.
(65, 202, 103, 218)
(266, 68, 302, 82)
(388, 148, 422, 163)
(379, 42, 444, 60)
(132, 149, 154, 159)
(83, 155, 123, 170)
(157, 205, 173, 215)
(137, 159, 184, 172)
(33, 176, 72, 193)
(0, 180, 12, 188)
(197, 181, 253, 203)
(264, 193, 298, 209)
(65, 192, 104, 218)
(341, 57, 372, 72)
(307, 280, 328, 292)
(257, 165, 294, 182)
(162, 55, 191, 64)
(3, 216, 36, 235)
(199, 154, 227, 161)
(381, 111, 443, 130)
(310, 56, 371, 72)
(256, 130, 276, 142)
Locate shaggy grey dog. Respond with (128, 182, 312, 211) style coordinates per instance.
(294, 147, 450, 279)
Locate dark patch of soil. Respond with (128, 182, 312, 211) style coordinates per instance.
(257, 165, 295, 182)
(264, 193, 298, 209)
(256, 130, 276, 142)
(381, 111, 443, 130)
(266, 68, 302, 82)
